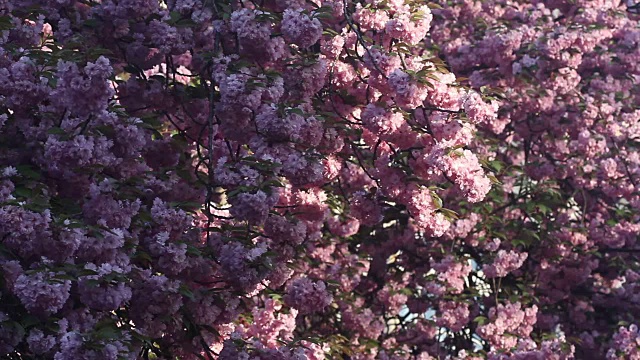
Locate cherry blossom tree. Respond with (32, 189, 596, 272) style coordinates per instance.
(0, 0, 638, 358)
(426, 0, 640, 358)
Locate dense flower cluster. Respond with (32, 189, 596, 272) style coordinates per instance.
(0, 0, 638, 358)
(284, 277, 333, 315)
(426, 0, 640, 357)
(0, 0, 493, 356)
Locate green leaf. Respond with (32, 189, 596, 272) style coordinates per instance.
(16, 165, 42, 180)
(0, 16, 13, 31)
(13, 186, 32, 198)
(286, 107, 305, 116)
(185, 245, 202, 256)
(20, 315, 41, 329)
(52, 274, 76, 281)
(473, 316, 488, 325)
(431, 192, 443, 209)
(488, 174, 502, 185)
(82, 18, 101, 29)
(179, 285, 196, 301)
(439, 208, 459, 220)
(488, 160, 504, 173)
(47, 127, 66, 136)
(94, 324, 119, 340)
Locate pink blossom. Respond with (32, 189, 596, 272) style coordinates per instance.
(281, 8, 323, 48)
(284, 277, 333, 314)
(483, 250, 528, 278)
(437, 301, 470, 332)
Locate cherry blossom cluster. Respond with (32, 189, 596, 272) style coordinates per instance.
(0, 0, 496, 357)
(424, 0, 640, 357)
(1, 0, 638, 357)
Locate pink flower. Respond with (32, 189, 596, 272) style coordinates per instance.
(388, 69, 430, 109)
(483, 250, 528, 278)
(462, 91, 499, 125)
(284, 277, 333, 314)
(478, 302, 538, 350)
(437, 301, 470, 332)
(361, 104, 404, 135)
(437, 149, 491, 203)
(281, 8, 323, 48)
